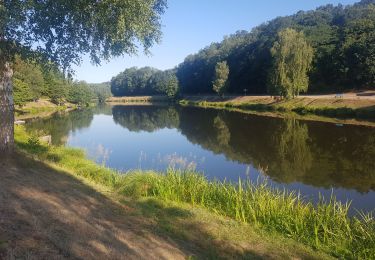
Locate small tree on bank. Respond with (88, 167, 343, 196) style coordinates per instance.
(269, 28, 314, 99)
(212, 61, 229, 97)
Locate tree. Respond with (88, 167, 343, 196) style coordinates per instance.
(0, 0, 167, 153)
(89, 83, 112, 103)
(164, 73, 179, 99)
(342, 6, 375, 88)
(13, 79, 31, 107)
(269, 28, 314, 99)
(67, 81, 93, 106)
(43, 69, 68, 105)
(13, 57, 45, 102)
(212, 61, 229, 96)
(148, 70, 179, 98)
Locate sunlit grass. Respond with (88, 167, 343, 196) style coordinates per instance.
(179, 99, 375, 119)
(15, 125, 375, 259)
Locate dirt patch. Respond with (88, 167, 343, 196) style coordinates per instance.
(0, 155, 186, 259)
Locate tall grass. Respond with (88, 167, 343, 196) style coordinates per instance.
(15, 125, 375, 259)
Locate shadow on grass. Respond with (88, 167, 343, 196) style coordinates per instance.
(121, 198, 270, 259)
(0, 153, 265, 259)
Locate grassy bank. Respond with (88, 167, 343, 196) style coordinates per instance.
(180, 95, 375, 120)
(107, 96, 170, 103)
(15, 99, 77, 120)
(15, 126, 374, 259)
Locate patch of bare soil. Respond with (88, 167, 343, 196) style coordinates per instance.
(0, 155, 187, 259)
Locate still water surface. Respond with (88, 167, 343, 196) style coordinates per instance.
(25, 105, 375, 212)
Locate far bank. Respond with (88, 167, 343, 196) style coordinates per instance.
(105, 93, 375, 127)
(179, 92, 375, 121)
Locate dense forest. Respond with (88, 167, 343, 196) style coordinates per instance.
(110, 67, 178, 98)
(13, 56, 111, 106)
(111, 0, 375, 96)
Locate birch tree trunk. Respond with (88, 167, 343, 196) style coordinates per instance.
(0, 62, 14, 154)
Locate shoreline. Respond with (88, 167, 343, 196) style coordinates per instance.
(11, 125, 375, 259)
(104, 94, 375, 126)
(179, 95, 375, 127)
(15, 98, 78, 121)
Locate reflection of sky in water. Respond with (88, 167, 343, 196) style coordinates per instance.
(65, 114, 374, 214)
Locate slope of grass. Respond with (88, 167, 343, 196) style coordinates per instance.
(15, 125, 375, 259)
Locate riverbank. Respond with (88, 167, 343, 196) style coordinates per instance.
(15, 99, 77, 120)
(180, 93, 375, 121)
(5, 125, 374, 259)
(107, 96, 170, 104)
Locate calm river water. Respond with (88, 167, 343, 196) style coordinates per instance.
(25, 105, 375, 213)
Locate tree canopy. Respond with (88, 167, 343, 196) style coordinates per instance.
(111, 67, 179, 98)
(12, 56, 108, 106)
(174, 0, 375, 94)
(212, 61, 229, 96)
(1, 0, 167, 71)
(269, 29, 314, 98)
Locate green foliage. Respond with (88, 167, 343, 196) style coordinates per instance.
(2, 0, 167, 71)
(42, 69, 69, 105)
(148, 70, 180, 98)
(12, 56, 73, 106)
(13, 57, 45, 101)
(342, 5, 375, 88)
(176, 1, 375, 94)
(111, 67, 180, 98)
(269, 29, 314, 98)
(111, 67, 160, 96)
(212, 61, 229, 96)
(12, 56, 100, 106)
(14, 125, 375, 259)
(67, 81, 93, 106)
(89, 82, 112, 103)
(27, 136, 41, 149)
(13, 78, 31, 107)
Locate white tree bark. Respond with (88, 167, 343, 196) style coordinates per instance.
(0, 62, 14, 154)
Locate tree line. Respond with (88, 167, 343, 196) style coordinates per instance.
(13, 56, 112, 107)
(177, 0, 375, 95)
(110, 67, 178, 98)
(111, 0, 375, 98)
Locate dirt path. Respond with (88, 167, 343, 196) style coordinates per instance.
(300, 90, 375, 100)
(0, 155, 187, 259)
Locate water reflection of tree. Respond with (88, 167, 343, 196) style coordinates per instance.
(25, 109, 94, 145)
(178, 107, 375, 192)
(112, 105, 180, 132)
(28, 105, 375, 192)
(213, 115, 231, 147)
(271, 118, 312, 183)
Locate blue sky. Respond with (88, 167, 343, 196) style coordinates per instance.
(73, 0, 358, 83)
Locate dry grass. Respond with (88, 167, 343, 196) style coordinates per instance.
(15, 98, 77, 120)
(107, 96, 169, 103)
(182, 94, 375, 109)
